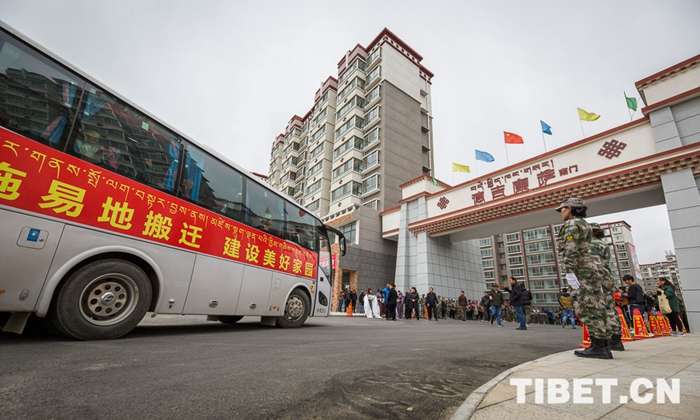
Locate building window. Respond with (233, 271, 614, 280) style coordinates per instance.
(366, 105, 380, 123)
(510, 268, 525, 277)
(481, 248, 493, 258)
(479, 238, 492, 247)
(364, 150, 380, 170)
(367, 85, 380, 103)
(337, 76, 365, 102)
(523, 227, 549, 241)
(506, 244, 521, 254)
(306, 199, 320, 212)
(331, 181, 362, 201)
(507, 256, 523, 266)
(333, 136, 365, 160)
(525, 240, 553, 253)
(526, 253, 555, 266)
(484, 270, 495, 280)
(310, 143, 324, 159)
(340, 58, 367, 84)
(505, 232, 520, 243)
(335, 116, 364, 139)
(482, 259, 494, 268)
(367, 66, 381, 84)
(336, 95, 366, 119)
(311, 125, 326, 142)
(527, 265, 558, 277)
(362, 174, 380, 195)
(306, 179, 322, 195)
(364, 199, 381, 210)
(332, 158, 363, 178)
(318, 90, 329, 106)
(365, 127, 380, 147)
(367, 47, 381, 65)
(307, 161, 323, 178)
(312, 107, 327, 126)
(339, 221, 357, 244)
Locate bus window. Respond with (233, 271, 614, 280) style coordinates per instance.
(178, 144, 245, 222)
(245, 178, 285, 238)
(0, 29, 83, 150)
(69, 87, 182, 193)
(285, 203, 319, 252)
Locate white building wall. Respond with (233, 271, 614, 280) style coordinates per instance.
(381, 44, 428, 108)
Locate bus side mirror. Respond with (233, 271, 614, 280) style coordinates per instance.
(340, 235, 347, 256)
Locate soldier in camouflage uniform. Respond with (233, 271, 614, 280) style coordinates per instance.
(556, 198, 613, 359)
(590, 223, 625, 351)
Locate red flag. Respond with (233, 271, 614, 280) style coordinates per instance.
(504, 131, 524, 144)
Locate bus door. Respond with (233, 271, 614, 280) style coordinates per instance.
(314, 232, 332, 316)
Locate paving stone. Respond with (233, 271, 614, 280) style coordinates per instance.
(601, 406, 677, 419)
(623, 392, 700, 419)
(471, 399, 580, 420)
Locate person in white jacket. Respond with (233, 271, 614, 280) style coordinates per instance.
(364, 288, 375, 318)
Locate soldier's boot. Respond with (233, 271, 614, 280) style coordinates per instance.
(574, 337, 613, 359)
(610, 334, 625, 351)
(604, 339, 614, 358)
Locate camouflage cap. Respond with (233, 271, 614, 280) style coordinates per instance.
(555, 197, 586, 211)
(590, 222, 602, 230)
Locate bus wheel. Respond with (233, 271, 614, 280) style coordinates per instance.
(277, 289, 310, 328)
(51, 259, 152, 340)
(218, 315, 243, 325)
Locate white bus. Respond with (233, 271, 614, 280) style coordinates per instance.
(0, 21, 345, 340)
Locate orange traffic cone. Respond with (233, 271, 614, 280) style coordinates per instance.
(580, 324, 591, 348)
(649, 313, 660, 337)
(346, 303, 353, 317)
(616, 306, 633, 342)
(632, 308, 652, 339)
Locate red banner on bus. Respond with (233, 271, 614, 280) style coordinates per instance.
(0, 127, 318, 279)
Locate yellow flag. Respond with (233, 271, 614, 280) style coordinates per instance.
(452, 162, 471, 173)
(577, 107, 600, 121)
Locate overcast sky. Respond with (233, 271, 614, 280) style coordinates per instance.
(2, 1, 699, 264)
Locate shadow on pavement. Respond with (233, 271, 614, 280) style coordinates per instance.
(0, 319, 325, 343)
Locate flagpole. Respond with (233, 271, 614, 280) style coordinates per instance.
(541, 130, 547, 152)
(504, 143, 510, 165)
(578, 119, 585, 138)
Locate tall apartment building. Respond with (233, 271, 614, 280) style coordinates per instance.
(599, 221, 641, 283)
(268, 28, 435, 298)
(640, 252, 680, 292)
(479, 221, 640, 309)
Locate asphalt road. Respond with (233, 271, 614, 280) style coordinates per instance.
(0, 315, 579, 419)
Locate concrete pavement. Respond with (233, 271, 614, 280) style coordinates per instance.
(0, 315, 578, 419)
(454, 335, 700, 420)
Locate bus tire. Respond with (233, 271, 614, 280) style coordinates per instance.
(276, 288, 310, 328)
(218, 315, 243, 325)
(50, 259, 152, 340)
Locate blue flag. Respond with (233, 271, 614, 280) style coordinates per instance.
(475, 149, 495, 163)
(540, 120, 552, 135)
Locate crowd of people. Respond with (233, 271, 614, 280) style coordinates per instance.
(337, 279, 536, 326)
(335, 197, 690, 349)
(336, 274, 688, 334)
